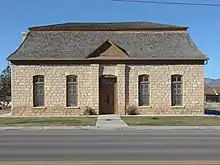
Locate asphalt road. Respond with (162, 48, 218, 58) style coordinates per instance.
(1, 129, 220, 164)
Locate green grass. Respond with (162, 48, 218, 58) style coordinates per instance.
(0, 117, 97, 126)
(122, 116, 220, 126)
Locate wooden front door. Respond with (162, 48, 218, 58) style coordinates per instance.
(99, 76, 116, 114)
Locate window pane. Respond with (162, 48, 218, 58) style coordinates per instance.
(172, 84, 177, 94)
(67, 82, 77, 106)
(38, 95, 44, 106)
(172, 76, 176, 82)
(140, 95, 147, 105)
(177, 76, 181, 82)
(39, 77, 44, 82)
(172, 75, 182, 82)
(68, 94, 76, 105)
(176, 84, 181, 89)
(146, 85, 149, 94)
(141, 90, 146, 95)
(68, 84, 77, 95)
(175, 95, 182, 105)
(172, 95, 178, 106)
(139, 76, 143, 82)
(36, 85, 44, 95)
(34, 76, 44, 83)
(140, 84, 144, 90)
(172, 77, 182, 106)
(73, 85, 77, 93)
(146, 95, 149, 105)
(139, 81, 149, 106)
(34, 76, 44, 107)
(143, 75, 148, 82)
(69, 85, 73, 94)
(140, 85, 146, 95)
(172, 94, 182, 106)
(139, 75, 149, 83)
(68, 95, 77, 106)
(67, 76, 77, 83)
(176, 88, 182, 94)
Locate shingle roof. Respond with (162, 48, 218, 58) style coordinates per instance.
(29, 22, 188, 31)
(205, 87, 216, 95)
(205, 87, 220, 95)
(7, 22, 208, 61)
(214, 87, 220, 94)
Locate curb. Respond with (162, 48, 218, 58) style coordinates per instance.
(127, 126, 220, 130)
(1, 126, 220, 131)
(0, 126, 127, 131)
(0, 126, 96, 131)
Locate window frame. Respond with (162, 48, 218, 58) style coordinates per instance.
(33, 75, 45, 107)
(171, 74, 183, 106)
(138, 74, 150, 106)
(66, 75, 78, 107)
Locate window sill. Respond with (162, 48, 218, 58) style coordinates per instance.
(171, 105, 185, 108)
(139, 105, 152, 108)
(66, 106, 80, 109)
(33, 106, 47, 109)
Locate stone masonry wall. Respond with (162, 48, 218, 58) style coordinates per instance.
(11, 63, 204, 116)
(11, 64, 99, 116)
(128, 64, 204, 115)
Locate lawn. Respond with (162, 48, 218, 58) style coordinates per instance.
(0, 117, 97, 126)
(122, 116, 220, 126)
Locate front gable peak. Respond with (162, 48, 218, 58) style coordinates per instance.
(86, 40, 129, 58)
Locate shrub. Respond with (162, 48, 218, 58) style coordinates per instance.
(125, 105, 139, 115)
(83, 106, 97, 115)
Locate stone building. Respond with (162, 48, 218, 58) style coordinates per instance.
(7, 22, 208, 116)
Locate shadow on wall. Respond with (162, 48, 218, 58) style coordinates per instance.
(204, 109, 220, 116)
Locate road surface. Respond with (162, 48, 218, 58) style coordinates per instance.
(1, 129, 220, 164)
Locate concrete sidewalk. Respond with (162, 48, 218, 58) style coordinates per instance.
(96, 115, 128, 128)
(0, 113, 11, 117)
(1, 126, 220, 131)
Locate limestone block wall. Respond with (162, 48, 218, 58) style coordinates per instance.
(128, 64, 204, 115)
(11, 64, 99, 116)
(117, 64, 126, 115)
(11, 63, 204, 116)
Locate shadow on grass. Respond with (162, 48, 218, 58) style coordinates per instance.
(205, 109, 220, 116)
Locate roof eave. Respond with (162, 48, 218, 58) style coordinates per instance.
(28, 27, 189, 31)
(9, 57, 207, 61)
(6, 32, 31, 61)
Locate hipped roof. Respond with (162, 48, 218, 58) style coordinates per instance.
(7, 22, 208, 61)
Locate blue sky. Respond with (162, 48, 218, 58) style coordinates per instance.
(0, 0, 219, 78)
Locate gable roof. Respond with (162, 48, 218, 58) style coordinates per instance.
(29, 22, 188, 31)
(7, 22, 208, 61)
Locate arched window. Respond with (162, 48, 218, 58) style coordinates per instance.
(67, 75, 77, 107)
(171, 75, 182, 106)
(139, 75, 149, 106)
(33, 75, 44, 107)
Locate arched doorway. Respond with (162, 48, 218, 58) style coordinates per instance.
(99, 75, 117, 114)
